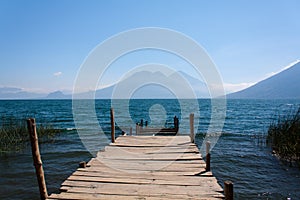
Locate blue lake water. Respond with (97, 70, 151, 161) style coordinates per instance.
(0, 99, 299, 199)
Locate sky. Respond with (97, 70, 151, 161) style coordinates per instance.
(0, 0, 299, 94)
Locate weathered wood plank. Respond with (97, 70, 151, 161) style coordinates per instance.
(77, 167, 207, 176)
(96, 154, 203, 161)
(84, 160, 206, 173)
(104, 145, 200, 154)
(88, 157, 205, 164)
(76, 167, 214, 177)
(58, 183, 223, 197)
(63, 174, 221, 187)
(48, 192, 222, 200)
(111, 136, 193, 147)
(69, 171, 217, 185)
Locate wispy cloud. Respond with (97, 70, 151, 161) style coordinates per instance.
(53, 71, 62, 77)
(224, 82, 256, 93)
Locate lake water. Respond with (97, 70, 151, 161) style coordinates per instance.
(0, 99, 299, 199)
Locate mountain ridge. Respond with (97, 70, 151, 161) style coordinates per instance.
(1, 61, 300, 99)
(227, 61, 300, 99)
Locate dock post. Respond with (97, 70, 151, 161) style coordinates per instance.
(79, 161, 87, 168)
(224, 181, 233, 200)
(174, 116, 179, 133)
(27, 118, 48, 200)
(136, 123, 139, 135)
(206, 141, 211, 171)
(110, 108, 115, 143)
(140, 119, 143, 127)
(130, 127, 133, 136)
(189, 113, 195, 143)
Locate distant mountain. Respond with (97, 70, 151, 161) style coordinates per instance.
(0, 70, 210, 99)
(0, 87, 45, 99)
(177, 71, 209, 97)
(0, 87, 71, 99)
(3, 61, 300, 100)
(45, 91, 71, 99)
(89, 71, 209, 99)
(227, 61, 300, 99)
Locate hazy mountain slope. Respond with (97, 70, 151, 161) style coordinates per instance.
(0, 87, 45, 99)
(6, 61, 300, 100)
(227, 62, 300, 99)
(45, 91, 71, 99)
(93, 71, 209, 99)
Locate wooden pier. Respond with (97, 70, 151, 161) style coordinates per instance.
(27, 111, 232, 200)
(46, 135, 224, 200)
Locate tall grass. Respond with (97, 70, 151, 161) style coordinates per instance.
(267, 107, 300, 164)
(0, 116, 61, 153)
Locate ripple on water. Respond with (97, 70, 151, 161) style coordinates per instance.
(0, 99, 299, 199)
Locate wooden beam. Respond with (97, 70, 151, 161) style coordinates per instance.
(224, 180, 233, 200)
(206, 141, 211, 171)
(27, 118, 48, 200)
(189, 113, 195, 143)
(110, 108, 115, 143)
(136, 123, 140, 135)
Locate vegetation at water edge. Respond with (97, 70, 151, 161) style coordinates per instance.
(0, 116, 61, 153)
(267, 107, 300, 165)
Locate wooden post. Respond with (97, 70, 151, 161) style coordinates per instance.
(174, 116, 176, 128)
(206, 141, 211, 171)
(27, 118, 48, 200)
(136, 123, 139, 135)
(174, 116, 179, 133)
(224, 181, 233, 200)
(140, 119, 143, 127)
(130, 127, 133, 136)
(79, 161, 86, 168)
(189, 113, 195, 143)
(110, 108, 115, 143)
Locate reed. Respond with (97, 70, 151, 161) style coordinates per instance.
(267, 107, 300, 165)
(0, 116, 61, 153)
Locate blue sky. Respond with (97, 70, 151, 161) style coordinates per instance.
(0, 0, 299, 94)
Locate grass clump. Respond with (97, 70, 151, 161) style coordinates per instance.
(0, 116, 61, 153)
(267, 107, 300, 164)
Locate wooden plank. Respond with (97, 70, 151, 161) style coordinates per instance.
(110, 143, 197, 148)
(76, 166, 214, 177)
(89, 156, 205, 163)
(104, 145, 200, 154)
(77, 167, 207, 176)
(48, 192, 222, 200)
(96, 154, 203, 161)
(88, 161, 205, 170)
(113, 136, 192, 146)
(113, 137, 192, 145)
(84, 160, 206, 173)
(88, 158, 206, 166)
(63, 174, 221, 187)
(58, 183, 223, 197)
(88, 161, 207, 170)
(101, 147, 201, 155)
(69, 171, 217, 185)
